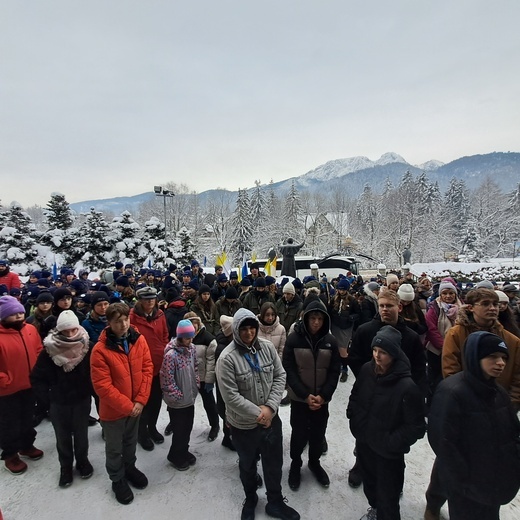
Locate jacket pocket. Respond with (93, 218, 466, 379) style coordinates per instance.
(237, 371, 253, 391)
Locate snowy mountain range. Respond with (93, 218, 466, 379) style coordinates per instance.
(70, 151, 520, 215)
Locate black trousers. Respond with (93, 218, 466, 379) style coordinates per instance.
(215, 383, 232, 439)
(427, 350, 443, 406)
(0, 388, 37, 459)
(167, 405, 194, 465)
(448, 492, 500, 520)
(231, 415, 283, 503)
(289, 400, 329, 466)
(139, 375, 163, 437)
(49, 397, 90, 468)
(199, 382, 219, 428)
(357, 442, 405, 520)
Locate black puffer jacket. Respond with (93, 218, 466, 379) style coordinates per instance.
(347, 349, 425, 459)
(428, 331, 520, 506)
(282, 300, 340, 403)
(348, 315, 427, 396)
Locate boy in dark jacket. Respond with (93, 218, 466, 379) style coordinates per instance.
(428, 332, 520, 519)
(283, 300, 340, 490)
(347, 326, 425, 520)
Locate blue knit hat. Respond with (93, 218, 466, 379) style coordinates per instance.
(177, 319, 196, 339)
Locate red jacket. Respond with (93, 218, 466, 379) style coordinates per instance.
(130, 308, 169, 376)
(0, 269, 21, 291)
(0, 323, 42, 396)
(90, 326, 153, 421)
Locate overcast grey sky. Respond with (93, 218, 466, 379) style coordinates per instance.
(1, 1, 519, 208)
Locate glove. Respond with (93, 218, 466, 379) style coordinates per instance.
(204, 383, 214, 394)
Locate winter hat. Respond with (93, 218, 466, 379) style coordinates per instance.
(56, 310, 80, 332)
(476, 280, 494, 290)
(35, 292, 52, 305)
(190, 259, 200, 268)
(9, 288, 21, 297)
(220, 315, 233, 336)
(54, 288, 72, 302)
(115, 276, 130, 288)
(176, 319, 196, 339)
(254, 277, 266, 288)
(475, 332, 509, 361)
(37, 278, 50, 288)
(0, 260, 8, 266)
(198, 284, 211, 295)
(90, 281, 101, 291)
(293, 278, 302, 290)
(337, 279, 351, 291)
(70, 279, 84, 291)
(240, 278, 251, 287)
(182, 271, 192, 280)
(304, 280, 320, 290)
(225, 287, 238, 300)
(283, 282, 295, 295)
(439, 281, 457, 294)
(0, 295, 25, 320)
(217, 273, 228, 283)
(265, 276, 276, 286)
(367, 282, 380, 292)
(386, 274, 399, 285)
(502, 284, 519, 294)
(115, 261, 124, 269)
(0, 285, 7, 296)
(165, 286, 180, 303)
(90, 291, 110, 307)
(371, 325, 402, 359)
(77, 293, 91, 304)
(188, 279, 200, 291)
(229, 271, 238, 280)
(136, 286, 158, 299)
(30, 270, 42, 279)
(397, 284, 415, 302)
(495, 290, 509, 303)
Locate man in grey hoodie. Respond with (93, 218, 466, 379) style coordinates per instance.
(216, 308, 299, 520)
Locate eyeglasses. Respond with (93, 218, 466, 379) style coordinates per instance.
(474, 301, 499, 308)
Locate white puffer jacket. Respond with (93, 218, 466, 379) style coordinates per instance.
(257, 316, 287, 359)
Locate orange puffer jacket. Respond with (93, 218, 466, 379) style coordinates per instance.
(91, 326, 153, 421)
(0, 323, 42, 396)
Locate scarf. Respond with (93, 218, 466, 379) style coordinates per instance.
(44, 326, 90, 372)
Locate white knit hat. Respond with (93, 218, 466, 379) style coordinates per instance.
(283, 282, 296, 295)
(397, 284, 415, 302)
(495, 290, 509, 303)
(56, 310, 80, 332)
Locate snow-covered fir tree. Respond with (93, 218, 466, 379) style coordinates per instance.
(110, 211, 141, 264)
(444, 178, 470, 252)
(230, 188, 253, 262)
(177, 227, 197, 265)
(40, 192, 76, 259)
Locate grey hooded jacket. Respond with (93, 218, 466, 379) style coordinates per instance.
(216, 308, 286, 430)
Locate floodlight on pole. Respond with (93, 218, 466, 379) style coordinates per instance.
(153, 186, 175, 240)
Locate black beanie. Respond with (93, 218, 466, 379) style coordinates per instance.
(477, 332, 509, 360)
(199, 284, 211, 295)
(54, 287, 72, 303)
(254, 277, 266, 288)
(90, 291, 110, 307)
(165, 286, 179, 303)
(36, 291, 54, 304)
(371, 325, 402, 358)
(226, 287, 238, 300)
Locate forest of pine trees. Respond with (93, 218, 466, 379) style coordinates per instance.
(1, 173, 520, 275)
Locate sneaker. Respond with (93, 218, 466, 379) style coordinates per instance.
(321, 438, 328, 455)
(348, 464, 362, 488)
(256, 472, 263, 488)
(340, 370, 349, 383)
(138, 435, 154, 451)
(167, 457, 190, 471)
(59, 467, 73, 488)
(19, 446, 44, 460)
(164, 422, 173, 436)
(288, 464, 301, 491)
(241, 493, 258, 520)
(208, 425, 220, 442)
(76, 460, 94, 479)
(424, 508, 440, 520)
(125, 465, 148, 489)
(148, 428, 164, 444)
(221, 435, 236, 451)
(4, 455, 27, 475)
(187, 452, 197, 466)
(360, 507, 377, 520)
(112, 478, 134, 505)
(265, 497, 300, 520)
(308, 461, 330, 488)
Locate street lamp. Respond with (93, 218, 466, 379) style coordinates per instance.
(154, 186, 175, 240)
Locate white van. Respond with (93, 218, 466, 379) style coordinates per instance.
(250, 255, 360, 280)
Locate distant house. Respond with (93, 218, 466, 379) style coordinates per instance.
(301, 212, 351, 256)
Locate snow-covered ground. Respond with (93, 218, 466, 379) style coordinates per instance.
(2, 377, 519, 520)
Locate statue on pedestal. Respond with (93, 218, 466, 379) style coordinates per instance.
(279, 238, 304, 278)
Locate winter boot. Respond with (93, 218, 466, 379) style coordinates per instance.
(112, 478, 134, 505)
(59, 467, 73, 488)
(4, 455, 27, 475)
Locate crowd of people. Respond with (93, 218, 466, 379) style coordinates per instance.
(1, 256, 520, 520)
